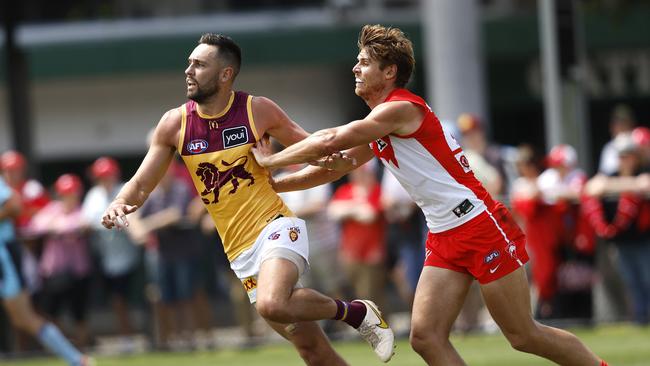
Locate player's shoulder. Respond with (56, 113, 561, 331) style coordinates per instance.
(382, 99, 421, 110)
(373, 99, 422, 121)
(152, 106, 184, 146)
(250, 95, 283, 114)
(157, 106, 183, 127)
(165, 105, 184, 121)
(250, 95, 291, 128)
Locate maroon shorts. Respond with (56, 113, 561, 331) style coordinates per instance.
(424, 203, 529, 284)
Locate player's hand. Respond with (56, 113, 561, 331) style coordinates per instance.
(267, 172, 280, 191)
(101, 200, 138, 230)
(251, 136, 273, 168)
(310, 151, 357, 171)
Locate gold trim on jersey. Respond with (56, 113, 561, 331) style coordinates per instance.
(178, 105, 187, 152)
(197, 91, 235, 119)
(247, 95, 260, 142)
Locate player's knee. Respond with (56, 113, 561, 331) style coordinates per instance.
(499, 319, 545, 354)
(506, 331, 538, 353)
(410, 326, 445, 354)
(256, 299, 291, 323)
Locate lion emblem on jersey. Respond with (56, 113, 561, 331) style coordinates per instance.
(196, 157, 255, 204)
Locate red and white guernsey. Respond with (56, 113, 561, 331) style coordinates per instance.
(370, 88, 497, 233)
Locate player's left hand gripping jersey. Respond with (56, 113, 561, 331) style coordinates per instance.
(178, 91, 293, 261)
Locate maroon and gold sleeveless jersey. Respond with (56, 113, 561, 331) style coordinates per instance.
(178, 91, 293, 261)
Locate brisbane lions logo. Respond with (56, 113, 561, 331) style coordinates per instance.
(196, 156, 255, 204)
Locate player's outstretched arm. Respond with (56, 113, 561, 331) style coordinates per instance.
(254, 135, 356, 173)
(252, 101, 409, 170)
(101, 109, 180, 230)
(251, 96, 359, 172)
(272, 145, 374, 193)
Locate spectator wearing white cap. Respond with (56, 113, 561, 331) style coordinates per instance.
(538, 145, 597, 319)
(538, 144, 586, 204)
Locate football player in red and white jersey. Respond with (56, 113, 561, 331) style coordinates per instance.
(253, 24, 607, 366)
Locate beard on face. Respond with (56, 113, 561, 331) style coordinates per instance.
(187, 81, 219, 103)
(355, 79, 381, 100)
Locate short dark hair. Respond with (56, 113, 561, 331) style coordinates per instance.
(358, 24, 415, 88)
(198, 33, 242, 77)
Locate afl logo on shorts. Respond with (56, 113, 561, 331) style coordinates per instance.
(268, 231, 280, 240)
(187, 139, 208, 154)
(484, 250, 500, 264)
(288, 227, 300, 242)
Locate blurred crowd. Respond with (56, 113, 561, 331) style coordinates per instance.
(0, 153, 221, 353)
(454, 104, 650, 328)
(1, 103, 649, 357)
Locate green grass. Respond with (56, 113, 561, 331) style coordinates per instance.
(3, 324, 649, 366)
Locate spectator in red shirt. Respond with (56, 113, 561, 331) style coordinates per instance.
(1, 150, 50, 234)
(584, 136, 650, 324)
(328, 162, 386, 311)
(510, 145, 563, 318)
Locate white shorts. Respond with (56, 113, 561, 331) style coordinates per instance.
(230, 217, 310, 303)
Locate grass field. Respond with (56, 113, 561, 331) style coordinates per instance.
(2, 324, 649, 366)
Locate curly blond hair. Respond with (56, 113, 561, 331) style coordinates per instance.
(358, 24, 415, 88)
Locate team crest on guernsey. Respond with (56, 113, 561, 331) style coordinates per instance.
(375, 138, 388, 152)
(195, 157, 255, 204)
(288, 226, 300, 242)
(187, 139, 208, 154)
(371, 136, 399, 168)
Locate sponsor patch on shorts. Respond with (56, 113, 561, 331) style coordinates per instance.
(241, 275, 258, 303)
(242, 276, 257, 292)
